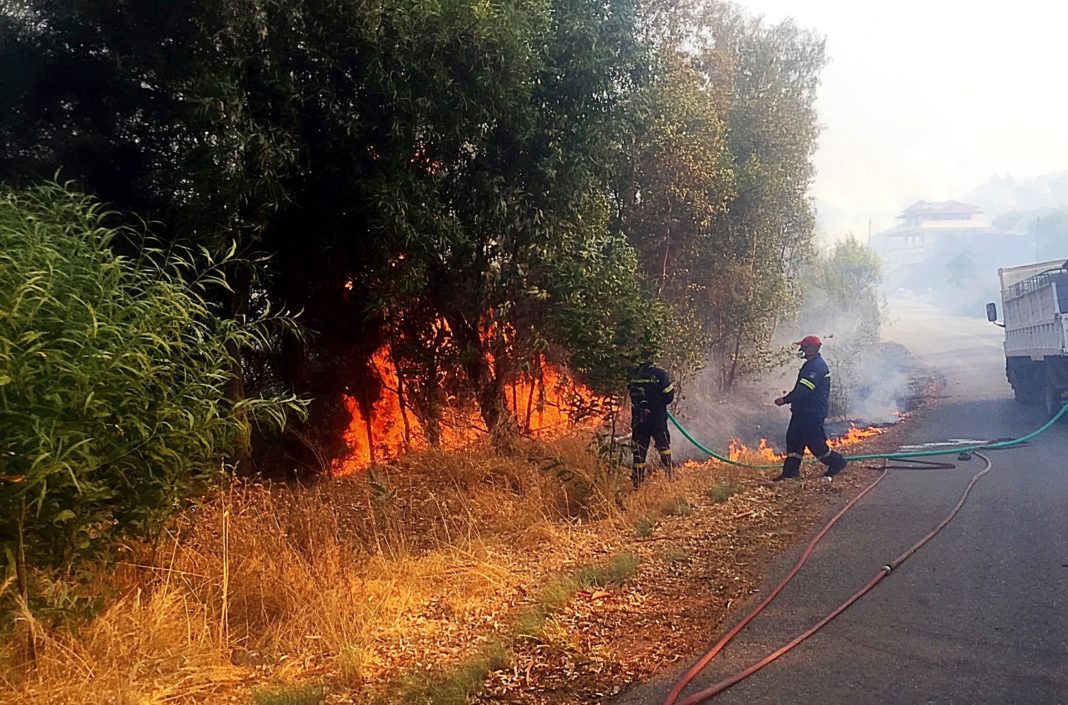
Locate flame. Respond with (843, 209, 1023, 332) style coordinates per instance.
(828, 424, 885, 449)
(728, 437, 782, 463)
(331, 347, 597, 477)
(726, 424, 886, 464)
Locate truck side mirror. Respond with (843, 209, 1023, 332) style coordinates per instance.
(986, 302, 998, 323)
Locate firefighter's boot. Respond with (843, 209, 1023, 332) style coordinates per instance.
(822, 451, 848, 477)
(773, 454, 802, 481)
(631, 463, 647, 489)
(659, 449, 674, 480)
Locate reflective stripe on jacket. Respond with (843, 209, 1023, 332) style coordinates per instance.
(627, 363, 675, 412)
(783, 354, 831, 419)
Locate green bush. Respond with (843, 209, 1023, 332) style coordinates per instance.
(0, 183, 304, 607)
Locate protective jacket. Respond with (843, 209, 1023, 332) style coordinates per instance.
(783, 353, 831, 419)
(627, 363, 675, 418)
(627, 362, 676, 487)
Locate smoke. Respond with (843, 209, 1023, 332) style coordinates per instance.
(671, 339, 913, 462)
(671, 371, 792, 462)
(669, 284, 915, 462)
(828, 340, 912, 424)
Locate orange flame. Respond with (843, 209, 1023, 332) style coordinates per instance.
(331, 347, 597, 477)
(334, 347, 411, 473)
(728, 437, 783, 463)
(727, 424, 886, 464)
(828, 424, 885, 449)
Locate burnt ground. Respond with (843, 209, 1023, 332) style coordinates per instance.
(456, 360, 944, 704)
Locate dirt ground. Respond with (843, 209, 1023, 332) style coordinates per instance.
(472, 459, 901, 704)
(458, 377, 939, 705)
(323, 413, 927, 705)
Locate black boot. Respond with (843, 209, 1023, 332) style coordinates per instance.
(659, 449, 674, 480)
(631, 463, 647, 489)
(773, 456, 802, 481)
(822, 452, 847, 477)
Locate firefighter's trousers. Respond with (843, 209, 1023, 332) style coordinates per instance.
(632, 410, 672, 487)
(781, 413, 845, 477)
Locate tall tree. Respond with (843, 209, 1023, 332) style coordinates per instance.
(619, 0, 826, 390)
(686, 2, 825, 390)
(615, 46, 736, 379)
(1, 0, 662, 466)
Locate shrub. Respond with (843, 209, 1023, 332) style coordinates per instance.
(0, 183, 304, 610)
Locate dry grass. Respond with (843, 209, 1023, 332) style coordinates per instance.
(0, 410, 876, 705)
(0, 432, 673, 705)
(1, 414, 884, 705)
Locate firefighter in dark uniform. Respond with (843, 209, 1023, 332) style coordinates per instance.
(773, 336, 848, 481)
(628, 347, 676, 488)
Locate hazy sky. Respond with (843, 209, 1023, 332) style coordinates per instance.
(736, 0, 1068, 241)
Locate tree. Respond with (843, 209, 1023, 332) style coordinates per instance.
(802, 236, 884, 344)
(946, 248, 978, 288)
(1032, 211, 1068, 262)
(0, 183, 304, 608)
(796, 236, 884, 416)
(698, 5, 825, 390)
(621, 0, 826, 390)
(329, 0, 661, 435)
(0, 0, 827, 470)
(614, 41, 736, 380)
(1, 0, 663, 446)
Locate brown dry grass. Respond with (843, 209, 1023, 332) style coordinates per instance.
(0, 433, 631, 704)
(0, 425, 902, 705)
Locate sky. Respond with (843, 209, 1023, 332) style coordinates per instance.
(735, 0, 1068, 241)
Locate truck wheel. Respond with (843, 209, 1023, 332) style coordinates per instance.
(1014, 382, 1039, 405)
(1042, 381, 1065, 419)
(1008, 360, 1042, 405)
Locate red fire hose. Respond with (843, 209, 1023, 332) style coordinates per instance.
(663, 452, 993, 705)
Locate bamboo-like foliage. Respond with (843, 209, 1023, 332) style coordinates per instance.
(0, 183, 305, 607)
(0, 0, 829, 469)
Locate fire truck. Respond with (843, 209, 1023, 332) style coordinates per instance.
(987, 258, 1068, 415)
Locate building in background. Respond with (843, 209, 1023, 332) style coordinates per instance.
(869, 200, 1029, 311)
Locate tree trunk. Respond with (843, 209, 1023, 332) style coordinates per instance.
(392, 357, 413, 450)
(657, 204, 673, 298)
(443, 311, 516, 438)
(280, 255, 312, 477)
(724, 330, 743, 392)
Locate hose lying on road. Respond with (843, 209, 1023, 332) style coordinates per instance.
(660, 404, 1068, 704)
(663, 453, 994, 705)
(667, 401, 1068, 469)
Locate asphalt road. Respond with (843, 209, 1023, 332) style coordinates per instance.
(613, 299, 1068, 705)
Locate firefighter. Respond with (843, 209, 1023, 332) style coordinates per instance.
(772, 335, 848, 481)
(628, 346, 676, 488)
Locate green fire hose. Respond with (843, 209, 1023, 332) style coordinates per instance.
(668, 402, 1068, 470)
